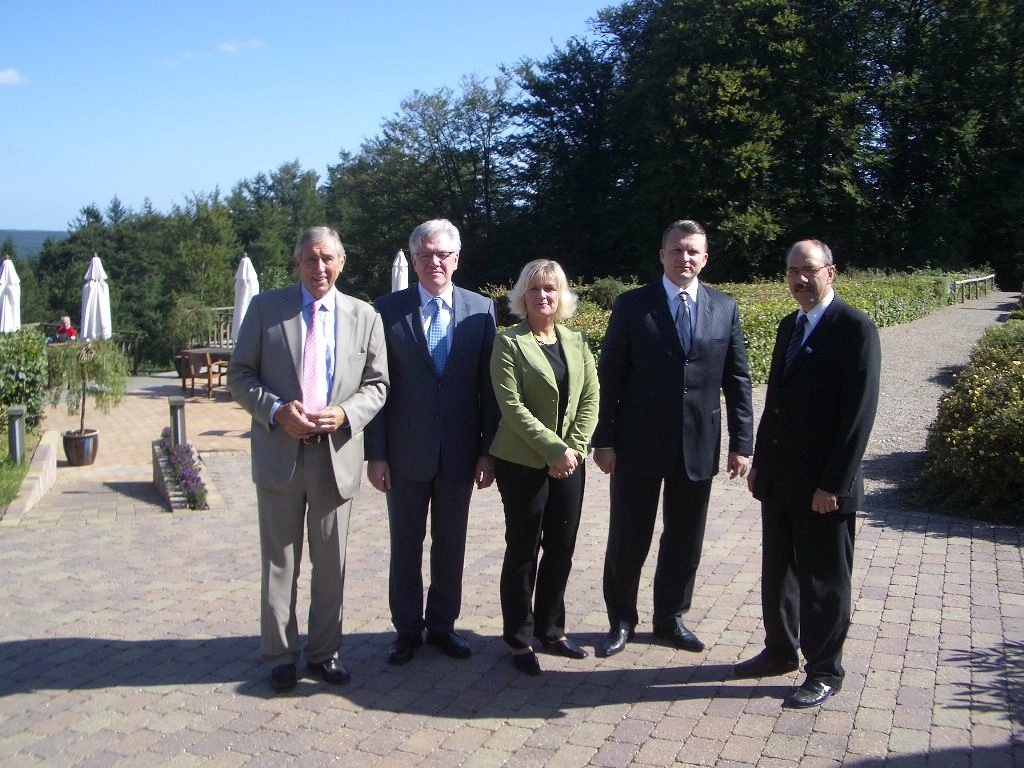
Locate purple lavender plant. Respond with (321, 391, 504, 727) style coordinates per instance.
(159, 430, 208, 509)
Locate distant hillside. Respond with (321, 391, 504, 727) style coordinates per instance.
(0, 229, 68, 257)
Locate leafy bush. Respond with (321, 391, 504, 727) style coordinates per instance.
(585, 278, 631, 310)
(478, 283, 515, 328)
(0, 328, 48, 429)
(917, 319, 1024, 522)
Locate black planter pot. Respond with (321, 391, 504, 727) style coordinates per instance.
(62, 429, 99, 466)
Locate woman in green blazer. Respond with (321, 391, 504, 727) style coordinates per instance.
(490, 259, 599, 675)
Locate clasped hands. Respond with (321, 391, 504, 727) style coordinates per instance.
(276, 400, 347, 440)
(548, 448, 580, 480)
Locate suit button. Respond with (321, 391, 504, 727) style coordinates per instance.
(773, 408, 780, 414)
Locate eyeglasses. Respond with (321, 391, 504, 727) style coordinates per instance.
(786, 264, 831, 277)
(413, 251, 457, 262)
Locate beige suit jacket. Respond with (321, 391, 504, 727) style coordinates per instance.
(227, 284, 389, 499)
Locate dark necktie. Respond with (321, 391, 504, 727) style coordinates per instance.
(675, 292, 692, 356)
(426, 297, 448, 373)
(785, 314, 808, 371)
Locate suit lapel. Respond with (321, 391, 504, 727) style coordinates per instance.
(648, 282, 680, 350)
(784, 300, 839, 376)
(397, 286, 434, 370)
(692, 283, 713, 355)
(284, 285, 305, 381)
(513, 325, 558, 392)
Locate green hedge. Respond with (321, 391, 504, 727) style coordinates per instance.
(917, 319, 1024, 523)
(0, 328, 48, 430)
(497, 269, 975, 384)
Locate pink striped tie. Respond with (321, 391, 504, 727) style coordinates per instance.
(302, 300, 327, 413)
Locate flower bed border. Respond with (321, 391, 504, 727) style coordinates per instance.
(151, 439, 217, 512)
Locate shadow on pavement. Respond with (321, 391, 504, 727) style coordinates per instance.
(1, 632, 799, 712)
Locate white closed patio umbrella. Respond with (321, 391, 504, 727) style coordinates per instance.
(0, 256, 21, 333)
(232, 253, 260, 341)
(81, 253, 112, 340)
(391, 249, 408, 292)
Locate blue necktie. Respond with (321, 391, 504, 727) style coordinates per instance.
(427, 297, 448, 373)
(675, 292, 693, 356)
(785, 314, 808, 371)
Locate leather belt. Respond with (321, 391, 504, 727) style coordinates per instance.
(301, 432, 330, 445)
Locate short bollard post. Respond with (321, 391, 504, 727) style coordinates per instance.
(169, 397, 187, 449)
(7, 405, 26, 465)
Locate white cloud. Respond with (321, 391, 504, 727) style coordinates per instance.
(0, 68, 28, 86)
(218, 39, 263, 55)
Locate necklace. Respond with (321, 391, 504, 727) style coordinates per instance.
(532, 330, 557, 345)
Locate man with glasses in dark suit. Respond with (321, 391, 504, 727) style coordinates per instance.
(366, 219, 499, 666)
(734, 239, 880, 708)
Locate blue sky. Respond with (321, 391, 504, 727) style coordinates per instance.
(2, 1, 608, 231)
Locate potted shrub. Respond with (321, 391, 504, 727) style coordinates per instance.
(45, 339, 130, 465)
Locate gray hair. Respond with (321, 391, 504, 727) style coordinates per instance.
(294, 227, 346, 260)
(786, 239, 834, 265)
(507, 259, 578, 321)
(409, 219, 461, 256)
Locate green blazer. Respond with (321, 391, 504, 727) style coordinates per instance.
(489, 321, 599, 469)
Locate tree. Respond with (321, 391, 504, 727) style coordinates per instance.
(507, 37, 632, 282)
(322, 76, 519, 294)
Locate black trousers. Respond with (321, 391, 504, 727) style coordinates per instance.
(495, 459, 585, 649)
(760, 498, 855, 688)
(602, 466, 712, 630)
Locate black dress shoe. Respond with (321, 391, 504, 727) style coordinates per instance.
(601, 623, 634, 657)
(388, 632, 423, 666)
(307, 658, 351, 685)
(512, 651, 542, 676)
(541, 637, 588, 659)
(784, 678, 840, 708)
(732, 650, 800, 679)
(271, 663, 297, 692)
(653, 622, 705, 652)
(426, 629, 472, 659)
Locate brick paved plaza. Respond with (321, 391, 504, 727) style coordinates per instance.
(1, 293, 1021, 766)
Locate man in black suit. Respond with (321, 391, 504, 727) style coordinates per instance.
(365, 219, 499, 666)
(593, 219, 753, 656)
(734, 239, 880, 708)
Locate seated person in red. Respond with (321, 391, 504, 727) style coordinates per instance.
(53, 315, 77, 342)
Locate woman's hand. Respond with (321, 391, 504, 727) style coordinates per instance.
(548, 449, 579, 479)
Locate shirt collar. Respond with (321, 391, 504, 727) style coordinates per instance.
(663, 275, 699, 303)
(801, 288, 835, 327)
(418, 283, 455, 310)
(301, 285, 335, 312)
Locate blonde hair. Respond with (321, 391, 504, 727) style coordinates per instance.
(507, 259, 578, 320)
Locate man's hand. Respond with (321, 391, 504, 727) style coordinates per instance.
(811, 488, 839, 514)
(306, 404, 347, 434)
(475, 456, 495, 489)
(275, 401, 318, 439)
(367, 460, 390, 492)
(593, 447, 616, 475)
(727, 452, 750, 479)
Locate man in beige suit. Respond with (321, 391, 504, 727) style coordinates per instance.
(228, 227, 388, 693)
